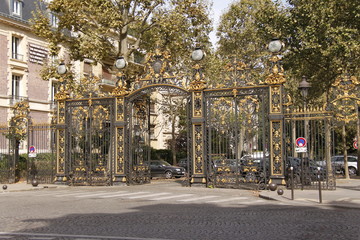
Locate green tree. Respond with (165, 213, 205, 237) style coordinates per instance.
(256, 0, 359, 97)
(31, 0, 212, 67)
(215, 0, 284, 84)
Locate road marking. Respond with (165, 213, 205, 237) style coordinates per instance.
(99, 192, 149, 198)
(75, 191, 121, 198)
(0, 232, 175, 240)
(29, 237, 55, 240)
(237, 200, 265, 205)
(127, 192, 170, 199)
(177, 195, 217, 202)
(206, 197, 248, 203)
(149, 193, 194, 201)
(54, 191, 98, 197)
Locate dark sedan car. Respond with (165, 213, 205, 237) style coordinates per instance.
(147, 160, 186, 179)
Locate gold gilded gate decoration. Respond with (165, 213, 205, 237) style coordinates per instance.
(53, 44, 290, 187)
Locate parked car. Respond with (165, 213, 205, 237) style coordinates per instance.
(285, 157, 325, 182)
(146, 160, 186, 179)
(331, 155, 358, 175)
(176, 158, 188, 170)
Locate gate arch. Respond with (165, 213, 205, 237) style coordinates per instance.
(123, 84, 191, 185)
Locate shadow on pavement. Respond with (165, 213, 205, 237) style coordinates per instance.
(5, 203, 360, 240)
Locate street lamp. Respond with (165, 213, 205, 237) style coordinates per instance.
(115, 56, 127, 70)
(57, 62, 67, 75)
(298, 76, 311, 99)
(191, 47, 205, 61)
(268, 38, 283, 53)
(298, 76, 311, 188)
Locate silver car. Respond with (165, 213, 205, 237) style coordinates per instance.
(331, 155, 358, 175)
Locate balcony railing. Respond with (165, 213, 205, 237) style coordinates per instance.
(11, 53, 24, 61)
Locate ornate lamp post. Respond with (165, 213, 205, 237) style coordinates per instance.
(189, 46, 207, 185)
(112, 56, 129, 184)
(54, 62, 69, 184)
(266, 38, 286, 185)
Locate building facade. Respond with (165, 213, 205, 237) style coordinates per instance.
(0, 0, 52, 124)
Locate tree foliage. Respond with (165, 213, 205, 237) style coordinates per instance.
(258, 0, 359, 97)
(31, 0, 212, 67)
(215, 0, 359, 97)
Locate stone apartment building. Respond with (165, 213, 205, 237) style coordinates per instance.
(0, 0, 179, 155)
(0, 0, 53, 124)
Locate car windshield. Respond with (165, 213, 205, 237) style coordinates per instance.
(158, 160, 171, 166)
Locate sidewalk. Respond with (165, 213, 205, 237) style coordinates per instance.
(3, 179, 360, 209)
(259, 179, 360, 208)
(1, 181, 68, 192)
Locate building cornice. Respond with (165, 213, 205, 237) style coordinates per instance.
(0, 13, 31, 31)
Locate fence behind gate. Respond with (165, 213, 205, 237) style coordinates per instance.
(284, 106, 336, 190)
(0, 125, 11, 183)
(27, 124, 56, 184)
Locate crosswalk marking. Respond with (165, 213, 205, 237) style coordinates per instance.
(98, 191, 149, 198)
(54, 191, 96, 197)
(75, 191, 123, 198)
(206, 197, 248, 203)
(149, 193, 193, 201)
(177, 195, 217, 202)
(127, 192, 170, 199)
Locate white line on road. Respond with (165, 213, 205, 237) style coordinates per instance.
(177, 195, 218, 202)
(206, 197, 249, 203)
(54, 191, 107, 197)
(0, 232, 175, 240)
(126, 192, 170, 199)
(99, 192, 149, 198)
(75, 191, 126, 198)
(149, 193, 194, 201)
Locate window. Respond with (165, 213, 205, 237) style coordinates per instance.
(12, 36, 22, 60)
(12, 0, 22, 16)
(12, 75, 21, 99)
(51, 82, 58, 102)
(50, 13, 59, 28)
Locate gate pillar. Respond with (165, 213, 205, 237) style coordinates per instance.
(189, 62, 207, 185)
(266, 55, 286, 185)
(54, 85, 69, 184)
(112, 79, 129, 185)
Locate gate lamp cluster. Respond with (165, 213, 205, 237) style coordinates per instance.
(298, 76, 311, 98)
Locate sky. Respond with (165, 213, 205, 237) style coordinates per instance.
(209, 0, 235, 47)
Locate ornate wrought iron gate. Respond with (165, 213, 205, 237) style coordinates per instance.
(65, 98, 115, 185)
(204, 87, 270, 189)
(124, 86, 191, 184)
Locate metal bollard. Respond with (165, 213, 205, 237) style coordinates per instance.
(290, 166, 294, 200)
(317, 167, 322, 204)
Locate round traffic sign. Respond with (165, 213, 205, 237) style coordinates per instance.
(354, 141, 358, 150)
(29, 146, 36, 153)
(295, 137, 307, 147)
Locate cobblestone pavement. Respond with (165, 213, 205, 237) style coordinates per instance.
(1, 181, 360, 240)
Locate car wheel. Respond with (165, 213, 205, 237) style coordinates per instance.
(165, 171, 173, 179)
(349, 167, 357, 176)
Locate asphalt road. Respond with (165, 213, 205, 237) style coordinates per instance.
(0, 180, 360, 240)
